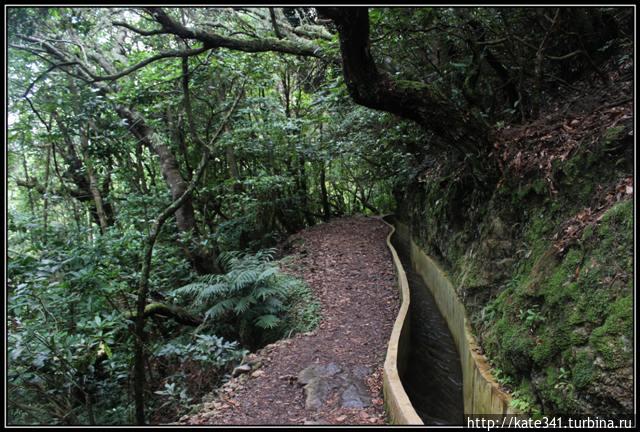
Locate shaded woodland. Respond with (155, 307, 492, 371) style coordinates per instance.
(6, 7, 634, 425)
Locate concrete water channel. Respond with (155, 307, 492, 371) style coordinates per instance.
(391, 230, 464, 425)
(382, 217, 514, 425)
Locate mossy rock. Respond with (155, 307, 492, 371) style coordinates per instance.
(498, 320, 535, 374)
(537, 367, 581, 413)
(572, 351, 596, 390)
(589, 296, 633, 370)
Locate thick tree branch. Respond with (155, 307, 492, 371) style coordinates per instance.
(91, 46, 209, 82)
(143, 7, 325, 59)
(16, 178, 85, 199)
(22, 62, 79, 97)
(317, 7, 490, 158)
(125, 303, 202, 327)
(112, 20, 170, 36)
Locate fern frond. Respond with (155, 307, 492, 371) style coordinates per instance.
(233, 295, 257, 314)
(256, 248, 277, 262)
(266, 297, 284, 309)
(195, 282, 228, 304)
(205, 298, 236, 320)
(218, 250, 243, 270)
(231, 268, 260, 292)
(173, 282, 208, 298)
(199, 273, 223, 285)
(253, 285, 278, 301)
(257, 266, 278, 282)
(178, 248, 312, 342)
(255, 314, 281, 329)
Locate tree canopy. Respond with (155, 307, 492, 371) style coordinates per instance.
(6, 6, 631, 425)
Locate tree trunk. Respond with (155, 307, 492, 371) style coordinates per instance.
(135, 141, 149, 194)
(86, 164, 109, 234)
(317, 7, 498, 182)
(80, 129, 109, 234)
(52, 113, 112, 229)
(115, 106, 198, 234)
(133, 88, 242, 424)
(319, 161, 330, 221)
(42, 146, 51, 241)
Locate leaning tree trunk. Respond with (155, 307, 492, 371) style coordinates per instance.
(317, 7, 498, 184)
(115, 105, 220, 274)
(133, 89, 242, 424)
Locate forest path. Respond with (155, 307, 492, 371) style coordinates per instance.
(182, 216, 399, 425)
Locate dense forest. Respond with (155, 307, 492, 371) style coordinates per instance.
(6, 7, 634, 425)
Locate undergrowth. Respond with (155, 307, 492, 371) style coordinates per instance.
(173, 248, 320, 349)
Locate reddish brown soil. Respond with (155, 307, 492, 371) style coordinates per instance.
(183, 216, 399, 425)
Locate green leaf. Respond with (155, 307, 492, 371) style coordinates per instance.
(255, 314, 280, 329)
(99, 341, 112, 359)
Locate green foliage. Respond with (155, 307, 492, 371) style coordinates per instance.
(590, 295, 633, 369)
(6, 4, 632, 425)
(506, 379, 542, 415)
(174, 249, 319, 348)
(519, 306, 545, 329)
(281, 279, 321, 336)
(156, 334, 246, 366)
(151, 334, 246, 418)
(7, 310, 131, 425)
(7, 207, 195, 424)
(571, 352, 595, 390)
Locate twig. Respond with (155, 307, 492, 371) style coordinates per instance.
(112, 20, 167, 36)
(603, 97, 633, 109)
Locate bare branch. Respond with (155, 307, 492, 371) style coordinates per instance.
(91, 46, 209, 82)
(10, 43, 91, 83)
(22, 62, 79, 97)
(112, 20, 168, 36)
(18, 35, 97, 82)
(9, 43, 46, 53)
(545, 50, 584, 61)
(23, 97, 49, 129)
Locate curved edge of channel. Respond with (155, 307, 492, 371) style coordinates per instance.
(380, 217, 424, 425)
(393, 221, 517, 417)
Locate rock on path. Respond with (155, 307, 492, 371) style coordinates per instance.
(182, 216, 399, 425)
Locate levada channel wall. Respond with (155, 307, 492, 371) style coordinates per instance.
(382, 217, 516, 424)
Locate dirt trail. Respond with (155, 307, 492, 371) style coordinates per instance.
(182, 216, 399, 425)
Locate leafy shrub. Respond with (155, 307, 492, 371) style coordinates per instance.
(150, 334, 246, 420)
(7, 312, 131, 425)
(173, 249, 318, 348)
(7, 209, 196, 425)
(155, 334, 246, 367)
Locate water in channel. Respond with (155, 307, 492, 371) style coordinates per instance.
(392, 234, 464, 425)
